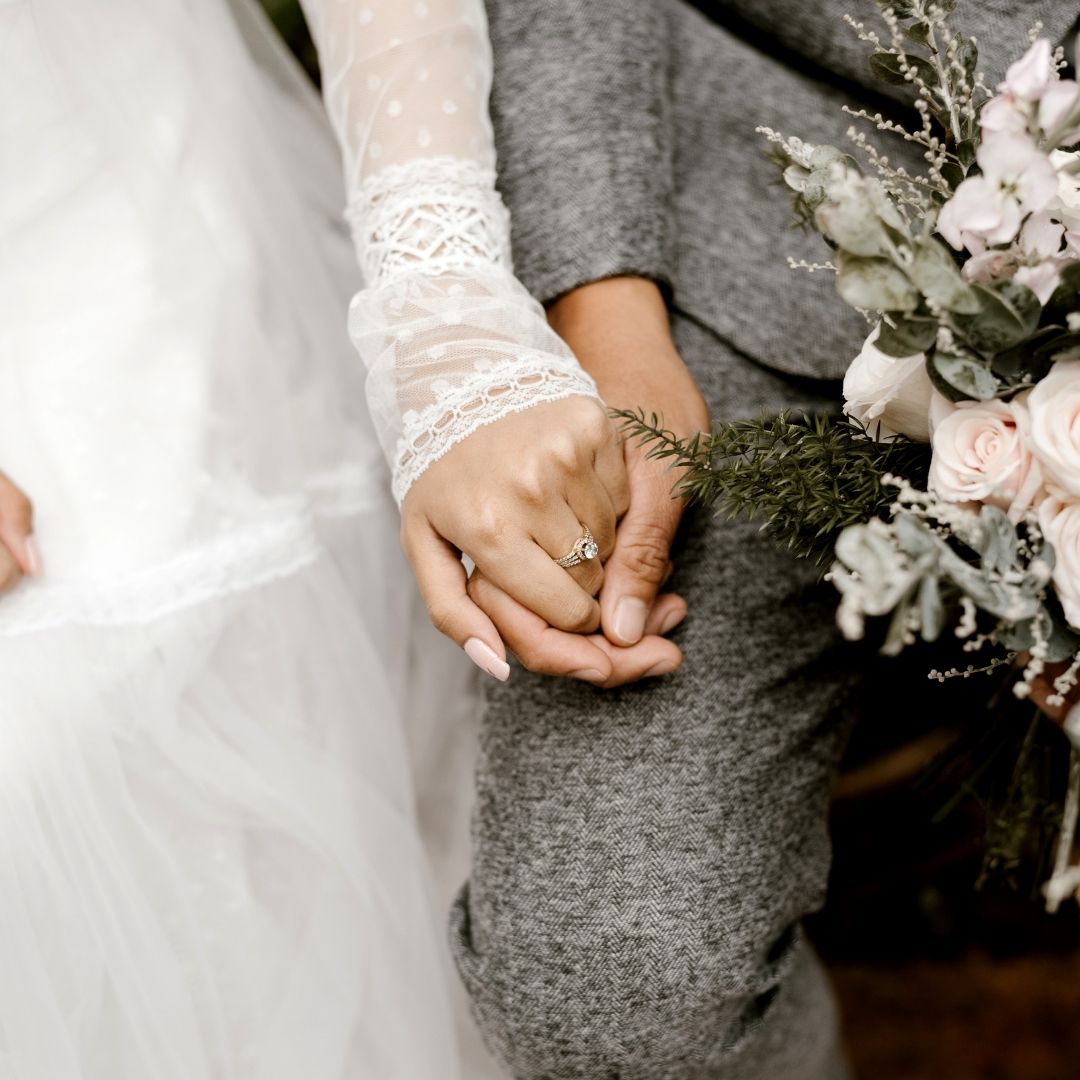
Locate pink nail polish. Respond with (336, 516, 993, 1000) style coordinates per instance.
(464, 637, 510, 682)
(24, 536, 43, 577)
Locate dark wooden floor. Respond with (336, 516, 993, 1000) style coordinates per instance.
(813, 661, 1080, 1079)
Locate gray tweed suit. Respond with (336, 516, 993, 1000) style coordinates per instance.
(451, 3, 1079, 1078)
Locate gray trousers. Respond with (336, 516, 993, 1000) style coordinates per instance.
(451, 315, 856, 1079)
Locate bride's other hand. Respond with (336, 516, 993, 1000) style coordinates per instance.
(0, 472, 40, 593)
(400, 396, 630, 679)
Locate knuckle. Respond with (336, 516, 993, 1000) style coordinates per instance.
(620, 525, 672, 582)
(427, 602, 456, 639)
(558, 595, 599, 634)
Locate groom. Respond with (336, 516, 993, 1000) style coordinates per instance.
(452, 2, 1080, 1078)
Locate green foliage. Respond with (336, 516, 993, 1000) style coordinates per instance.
(612, 407, 928, 566)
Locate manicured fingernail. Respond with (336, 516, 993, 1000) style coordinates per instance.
(612, 597, 648, 645)
(464, 638, 510, 682)
(658, 608, 686, 636)
(570, 668, 607, 684)
(24, 535, 43, 577)
(644, 659, 678, 678)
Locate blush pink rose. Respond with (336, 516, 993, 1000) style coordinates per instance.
(929, 394, 1044, 522)
(1028, 361, 1080, 497)
(1039, 497, 1080, 630)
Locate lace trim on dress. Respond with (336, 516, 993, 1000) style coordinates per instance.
(391, 353, 599, 503)
(0, 466, 385, 636)
(347, 156, 512, 287)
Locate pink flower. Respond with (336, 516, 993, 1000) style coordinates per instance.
(929, 395, 1044, 522)
(980, 94, 1028, 136)
(1039, 497, 1080, 630)
(1028, 362, 1080, 497)
(1013, 212, 1067, 301)
(1039, 80, 1080, 143)
(1001, 39, 1053, 102)
(938, 134, 1059, 251)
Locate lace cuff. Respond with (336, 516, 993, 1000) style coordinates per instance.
(347, 157, 512, 286)
(391, 352, 597, 504)
(348, 157, 602, 504)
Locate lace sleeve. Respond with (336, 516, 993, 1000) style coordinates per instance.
(298, 0, 600, 503)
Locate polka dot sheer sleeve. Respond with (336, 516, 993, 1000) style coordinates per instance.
(300, 0, 600, 503)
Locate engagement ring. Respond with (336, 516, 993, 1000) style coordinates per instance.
(554, 525, 599, 568)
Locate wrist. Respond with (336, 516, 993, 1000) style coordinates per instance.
(548, 277, 708, 437)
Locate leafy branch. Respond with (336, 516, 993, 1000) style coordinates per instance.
(613, 407, 929, 566)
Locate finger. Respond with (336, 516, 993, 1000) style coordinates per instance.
(401, 518, 510, 681)
(476, 535, 601, 634)
(644, 592, 687, 638)
(0, 544, 22, 595)
(0, 473, 40, 577)
(599, 490, 682, 646)
(594, 422, 631, 519)
(532, 493, 606, 598)
(469, 572, 684, 688)
(587, 631, 684, 688)
(468, 571, 613, 682)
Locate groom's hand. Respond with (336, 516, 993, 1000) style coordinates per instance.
(548, 276, 711, 647)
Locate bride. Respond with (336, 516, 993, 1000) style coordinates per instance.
(0, 0, 633, 1075)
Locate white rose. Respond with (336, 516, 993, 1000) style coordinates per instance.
(1028, 361, 1080, 496)
(1050, 149, 1080, 233)
(1039, 497, 1080, 630)
(843, 324, 936, 442)
(929, 394, 1044, 522)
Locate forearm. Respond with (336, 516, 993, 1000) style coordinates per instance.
(548, 277, 709, 437)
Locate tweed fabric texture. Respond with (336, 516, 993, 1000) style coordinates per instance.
(451, 318, 856, 1079)
(485, 0, 1079, 381)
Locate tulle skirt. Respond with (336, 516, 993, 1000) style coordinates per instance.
(0, 0, 480, 1075)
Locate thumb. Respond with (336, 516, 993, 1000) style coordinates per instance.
(403, 520, 510, 681)
(600, 495, 682, 646)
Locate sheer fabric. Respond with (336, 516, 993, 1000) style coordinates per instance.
(0, 1, 489, 1075)
(300, 0, 600, 503)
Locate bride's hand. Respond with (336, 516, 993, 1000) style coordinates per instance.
(400, 395, 629, 678)
(0, 472, 40, 594)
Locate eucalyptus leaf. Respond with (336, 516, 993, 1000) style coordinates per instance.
(956, 38, 978, 77)
(836, 254, 920, 312)
(919, 575, 945, 642)
(956, 139, 977, 170)
(954, 281, 1042, 355)
(904, 21, 930, 44)
(869, 52, 939, 88)
(979, 505, 1018, 577)
(875, 314, 939, 357)
(929, 349, 999, 401)
(909, 241, 979, 313)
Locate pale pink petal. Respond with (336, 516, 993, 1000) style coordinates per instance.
(1019, 211, 1065, 257)
(962, 248, 1013, 282)
(1002, 39, 1053, 102)
(981, 94, 1029, 135)
(1039, 80, 1080, 136)
(938, 176, 1006, 248)
(1015, 260, 1063, 303)
(983, 197, 1024, 246)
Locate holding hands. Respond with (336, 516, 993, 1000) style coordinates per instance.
(403, 276, 710, 688)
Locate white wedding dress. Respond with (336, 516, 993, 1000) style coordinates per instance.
(0, 0, 598, 1075)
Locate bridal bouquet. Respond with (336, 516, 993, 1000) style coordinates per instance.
(619, 1, 1080, 908)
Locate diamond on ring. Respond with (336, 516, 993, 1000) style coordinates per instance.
(554, 525, 599, 568)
